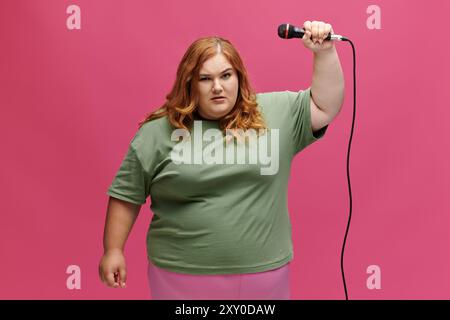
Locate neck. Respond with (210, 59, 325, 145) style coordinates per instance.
(195, 110, 217, 121)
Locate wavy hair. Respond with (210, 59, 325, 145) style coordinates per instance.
(138, 36, 267, 141)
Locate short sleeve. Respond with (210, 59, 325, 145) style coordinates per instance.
(106, 143, 150, 205)
(286, 87, 328, 155)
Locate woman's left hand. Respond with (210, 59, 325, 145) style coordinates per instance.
(301, 20, 335, 53)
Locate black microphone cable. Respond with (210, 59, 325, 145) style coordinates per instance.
(340, 36, 355, 301)
(278, 23, 356, 300)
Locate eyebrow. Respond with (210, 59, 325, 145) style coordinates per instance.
(199, 68, 233, 77)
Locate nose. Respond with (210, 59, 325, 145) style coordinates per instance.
(212, 79, 223, 93)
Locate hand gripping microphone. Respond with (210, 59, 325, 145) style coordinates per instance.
(277, 23, 347, 41)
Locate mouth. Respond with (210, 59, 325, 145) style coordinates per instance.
(211, 96, 226, 101)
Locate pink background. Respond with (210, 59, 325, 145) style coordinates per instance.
(1, 0, 449, 299)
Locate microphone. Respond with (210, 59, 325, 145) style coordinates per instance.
(277, 23, 346, 41)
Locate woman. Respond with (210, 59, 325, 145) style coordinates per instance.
(99, 20, 344, 300)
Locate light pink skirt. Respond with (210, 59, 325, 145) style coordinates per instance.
(148, 261, 291, 300)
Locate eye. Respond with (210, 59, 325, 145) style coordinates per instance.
(199, 73, 232, 81)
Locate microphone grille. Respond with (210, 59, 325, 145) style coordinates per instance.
(277, 23, 294, 39)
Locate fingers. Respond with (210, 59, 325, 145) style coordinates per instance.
(118, 267, 127, 288)
(98, 251, 128, 289)
(326, 23, 333, 34)
(302, 29, 310, 41)
(100, 268, 124, 288)
(105, 271, 118, 288)
(303, 21, 333, 44)
(324, 23, 333, 41)
(303, 20, 312, 31)
(98, 261, 118, 288)
(302, 20, 311, 42)
(312, 21, 319, 43)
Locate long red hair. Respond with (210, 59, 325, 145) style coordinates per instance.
(138, 36, 267, 139)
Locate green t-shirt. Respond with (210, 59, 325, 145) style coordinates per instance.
(107, 87, 328, 275)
